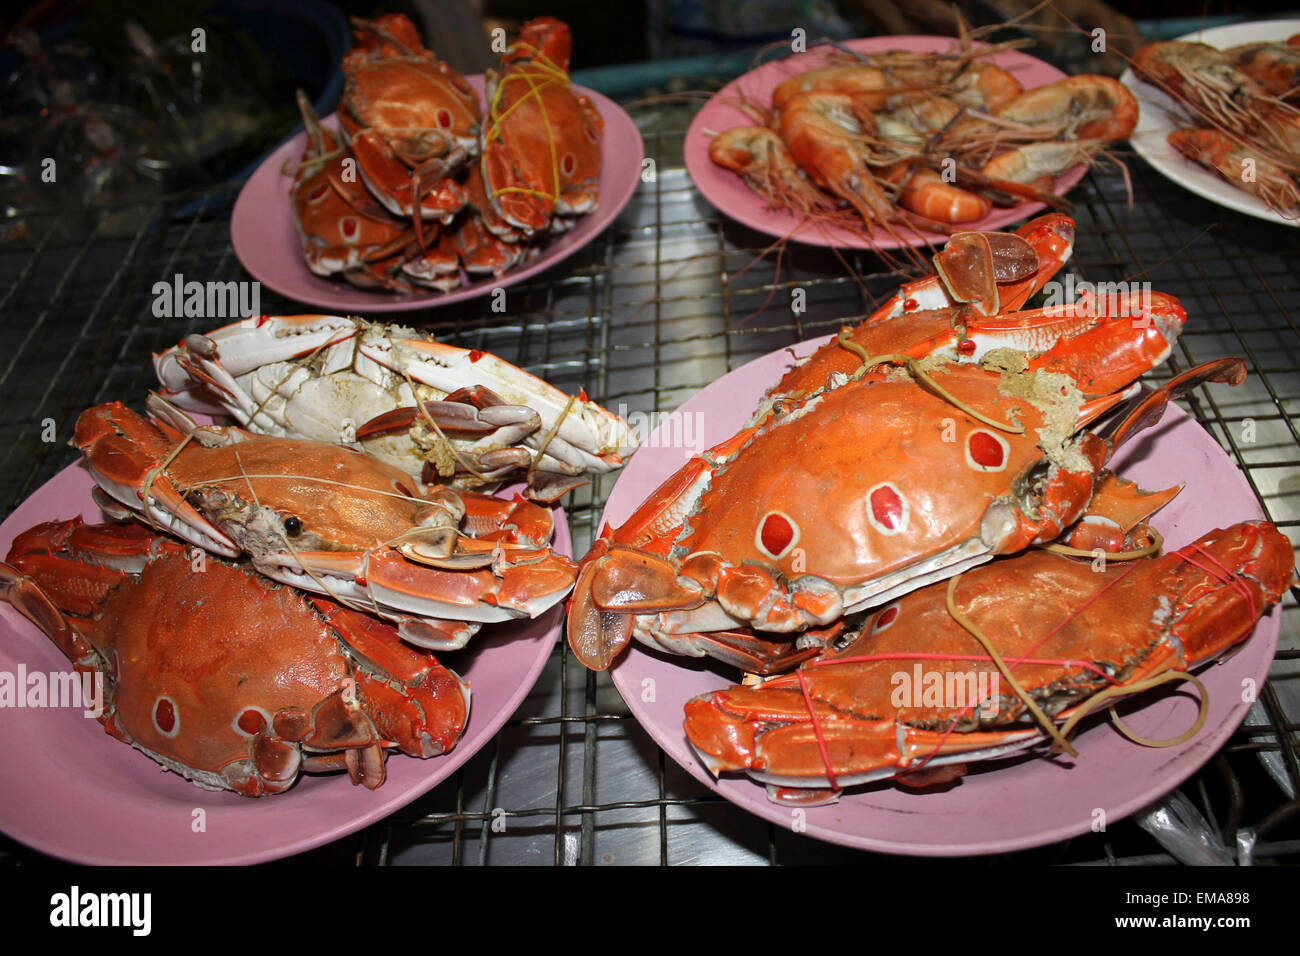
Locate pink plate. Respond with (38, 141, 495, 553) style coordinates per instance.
(0, 462, 568, 864)
(607, 338, 1280, 856)
(231, 78, 643, 312)
(684, 36, 1086, 249)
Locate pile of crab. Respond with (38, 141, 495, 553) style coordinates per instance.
(566, 214, 1294, 805)
(0, 320, 638, 796)
(290, 14, 603, 293)
(710, 39, 1138, 238)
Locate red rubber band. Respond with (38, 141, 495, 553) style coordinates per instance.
(1177, 543, 1257, 621)
(796, 669, 839, 792)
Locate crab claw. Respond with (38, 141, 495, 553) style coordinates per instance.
(566, 540, 632, 669)
(1060, 472, 1182, 552)
(1025, 290, 1188, 397)
(866, 212, 1075, 321)
(933, 231, 1038, 315)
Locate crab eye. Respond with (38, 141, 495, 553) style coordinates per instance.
(283, 516, 303, 537)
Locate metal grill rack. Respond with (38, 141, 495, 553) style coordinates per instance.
(1, 100, 1298, 866)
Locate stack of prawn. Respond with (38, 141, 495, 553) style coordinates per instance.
(1132, 37, 1300, 218)
(709, 43, 1137, 238)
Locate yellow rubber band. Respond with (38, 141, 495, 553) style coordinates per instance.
(481, 42, 574, 206)
(1058, 670, 1210, 749)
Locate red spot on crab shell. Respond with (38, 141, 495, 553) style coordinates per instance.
(903, 298, 919, 312)
(341, 218, 359, 240)
(968, 431, 1006, 470)
(237, 708, 267, 735)
(436, 108, 453, 129)
(468, 349, 484, 362)
(957, 339, 976, 355)
(561, 153, 577, 177)
(154, 698, 177, 736)
(868, 484, 907, 534)
(759, 512, 796, 557)
(578, 388, 589, 403)
(874, 604, 899, 631)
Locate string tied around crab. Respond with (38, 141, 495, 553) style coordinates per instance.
(835, 328, 1024, 435)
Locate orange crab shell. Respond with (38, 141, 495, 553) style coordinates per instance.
(74, 404, 457, 556)
(340, 21, 482, 171)
(338, 14, 481, 230)
(73, 401, 576, 649)
(290, 98, 416, 291)
(668, 361, 1106, 629)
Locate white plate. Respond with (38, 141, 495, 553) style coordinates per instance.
(1120, 19, 1300, 226)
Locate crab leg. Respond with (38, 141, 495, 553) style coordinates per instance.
(309, 598, 468, 755)
(256, 539, 576, 650)
(73, 402, 241, 557)
(757, 283, 1186, 418)
(365, 335, 633, 475)
(357, 386, 542, 459)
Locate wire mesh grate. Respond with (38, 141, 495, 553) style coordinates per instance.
(0, 101, 1297, 866)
